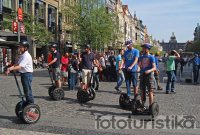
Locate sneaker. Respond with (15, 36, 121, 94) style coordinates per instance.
(166, 91, 170, 94)
(114, 86, 121, 92)
(171, 91, 176, 94)
(157, 87, 163, 90)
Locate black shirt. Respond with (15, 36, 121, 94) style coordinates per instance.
(52, 51, 60, 68)
(109, 55, 116, 67)
(81, 52, 95, 70)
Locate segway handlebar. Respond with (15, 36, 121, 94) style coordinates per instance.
(13, 72, 24, 100)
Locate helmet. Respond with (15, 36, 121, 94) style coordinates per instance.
(85, 44, 90, 49)
(141, 43, 152, 50)
(125, 39, 133, 46)
(18, 40, 29, 49)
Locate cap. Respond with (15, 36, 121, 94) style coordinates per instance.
(141, 43, 152, 50)
(125, 40, 133, 46)
(51, 43, 57, 48)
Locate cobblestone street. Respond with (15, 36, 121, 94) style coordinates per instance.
(0, 64, 200, 135)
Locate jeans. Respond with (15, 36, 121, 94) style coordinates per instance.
(70, 72, 77, 90)
(92, 73, 99, 88)
(193, 65, 199, 83)
(116, 70, 125, 89)
(124, 70, 138, 97)
(166, 71, 176, 92)
(21, 73, 34, 103)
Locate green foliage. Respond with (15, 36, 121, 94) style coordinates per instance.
(2, 20, 12, 30)
(23, 14, 53, 46)
(186, 41, 200, 52)
(61, 0, 120, 50)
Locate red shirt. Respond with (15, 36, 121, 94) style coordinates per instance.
(47, 53, 53, 63)
(61, 56, 69, 71)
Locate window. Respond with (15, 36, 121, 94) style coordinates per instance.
(22, 0, 32, 14)
(48, 5, 57, 33)
(3, 0, 12, 9)
(37, 0, 45, 20)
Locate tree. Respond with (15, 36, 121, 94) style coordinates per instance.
(23, 14, 53, 46)
(61, 0, 119, 51)
(186, 41, 200, 52)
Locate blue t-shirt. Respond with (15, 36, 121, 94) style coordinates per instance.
(139, 54, 155, 73)
(124, 48, 139, 72)
(155, 57, 159, 70)
(116, 54, 122, 70)
(193, 56, 199, 66)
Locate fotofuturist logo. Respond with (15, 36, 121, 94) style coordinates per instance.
(95, 115, 197, 130)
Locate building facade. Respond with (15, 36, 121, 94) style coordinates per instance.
(160, 32, 186, 53)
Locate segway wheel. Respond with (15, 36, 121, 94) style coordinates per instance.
(88, 88, 96, 100)
(48, 86, 56, 99)
(131, 100, 137, 115)
(22, 104, 41, 124)
(77, 89, 89, 103)
(52, 88, 65, 101)
(15, 101, 26, 119)
(149, 102, 159, 117)
(119, 93, 127, 109)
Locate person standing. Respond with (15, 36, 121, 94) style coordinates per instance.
(190, 53, 200, 85)
(6, 41, 34, 104)
(166, 50, 180, 94)
(122, 40, 139, 100)
(47, 44, 61, 88)
(154, 53, 163, 90)
(61, 52, 69, 86)
(108, 51, 116, 81)
(70, 55, 79, 90)
(114, 49, 125, 92)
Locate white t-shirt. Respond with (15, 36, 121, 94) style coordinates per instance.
(18, 51, 33, 73)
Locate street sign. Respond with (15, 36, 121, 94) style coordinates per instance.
(20, 22, 25, 33)
(18, 8, 23, 22)
(12, 21, 18, 34)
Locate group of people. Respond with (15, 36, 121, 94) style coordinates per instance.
(6, 39, 192, 110)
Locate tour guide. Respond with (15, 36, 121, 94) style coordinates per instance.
(6, 41, 34, 104)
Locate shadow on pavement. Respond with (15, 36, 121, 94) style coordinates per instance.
(77, 109, 130, 116)
(0, 115, 26, 124)
(78, 102, 121, 110)
(96, 89, 121, 95)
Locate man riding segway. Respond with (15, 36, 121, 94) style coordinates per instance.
(6, 40, 40, 123)
(131, 43, 159, 117)
(119, 39, 140, 109)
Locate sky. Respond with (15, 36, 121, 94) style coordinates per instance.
(122, 0, 200, 43)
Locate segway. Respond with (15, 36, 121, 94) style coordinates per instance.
(47, 68, 65, 101)
(119, 93, 132, 110)
(77, 68, 96, 103)
(13, 72, 41, 124)
(131, 88, 159, 117)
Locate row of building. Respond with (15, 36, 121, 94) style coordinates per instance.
(3, 0, 200, 70)
(0, 0, 163, 56)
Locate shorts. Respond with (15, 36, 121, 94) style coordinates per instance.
(124, 69, 138, 87)
(52, 68, 61, 81)
(82, 69, 92, 84)
(140, 72, 155, 92)
(61, 71, 68, 78)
